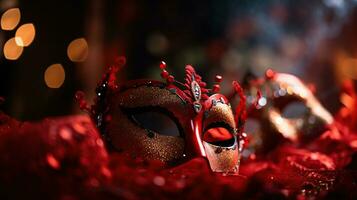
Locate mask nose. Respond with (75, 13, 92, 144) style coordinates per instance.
(186, 113, 240, 174)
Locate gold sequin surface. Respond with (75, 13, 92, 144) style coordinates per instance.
(203, 102, 236, 132)
(203, 140, 239, 173)
(107, 85, 190, 163)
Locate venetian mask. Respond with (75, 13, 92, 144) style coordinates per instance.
(78, 60, 249, 173)
(244, 69, 334, 154)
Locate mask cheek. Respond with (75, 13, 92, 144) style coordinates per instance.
(107, 110, 185, 163)
(202, 139, 239, 173)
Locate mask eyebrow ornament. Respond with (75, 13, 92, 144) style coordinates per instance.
(76, 58, 257, 174)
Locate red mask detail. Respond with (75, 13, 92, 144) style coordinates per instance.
(77, 59, 250, 174)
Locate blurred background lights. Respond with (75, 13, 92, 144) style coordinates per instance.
(0, 8, 20, 30)
(0, 0, 356, 120)
(15, 23, 35, 47)
(146, 33, 169, 56)
(67, 38, 88, 62)
(258, 97, 267, 107)
(44, 64, 65, 89)
(334, 51, 357, 82)
(3, 37, 23, 60)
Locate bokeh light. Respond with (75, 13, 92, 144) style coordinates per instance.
(15, 23, 35, 47)
(3, 37, 23, 60)
(67, 38, 88, 62)
(0, 8, 20, 31)
(334, 50, 357, 83)
(146, 33, 169, 56)
(44, 64, 65, 89)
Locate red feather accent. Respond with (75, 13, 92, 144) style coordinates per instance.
(232, 81, 247, 134)
(183, 65, 209, 102)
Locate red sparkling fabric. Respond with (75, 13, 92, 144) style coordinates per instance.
(0, 109, 356, 200)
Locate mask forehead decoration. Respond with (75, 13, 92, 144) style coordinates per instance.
(77, 58, 253, 174)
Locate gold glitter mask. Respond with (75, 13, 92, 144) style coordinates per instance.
(79, 60, 250, 174)
(244, 70, 334, 153)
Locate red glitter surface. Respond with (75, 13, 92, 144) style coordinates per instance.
(0, 109, 356, 199)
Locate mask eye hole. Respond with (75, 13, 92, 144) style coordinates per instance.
(281, 101, 309, 119)
(203, 122, 235, 147)
(125, 107, 181, 137)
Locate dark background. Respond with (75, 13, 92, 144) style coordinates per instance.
(1, 0, 357, 120)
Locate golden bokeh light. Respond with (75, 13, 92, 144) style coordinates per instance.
(3, 37, 23, 60)
(67, 38, 88, 62)
(15, 23, 36, 47)
(1, 8, 20, 30)
(146, 33, 169, 55)
(44, 64, 66, 89)
(334, 50, 357, 83)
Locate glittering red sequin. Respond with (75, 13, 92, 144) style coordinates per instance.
(0, 111, 355, 199)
